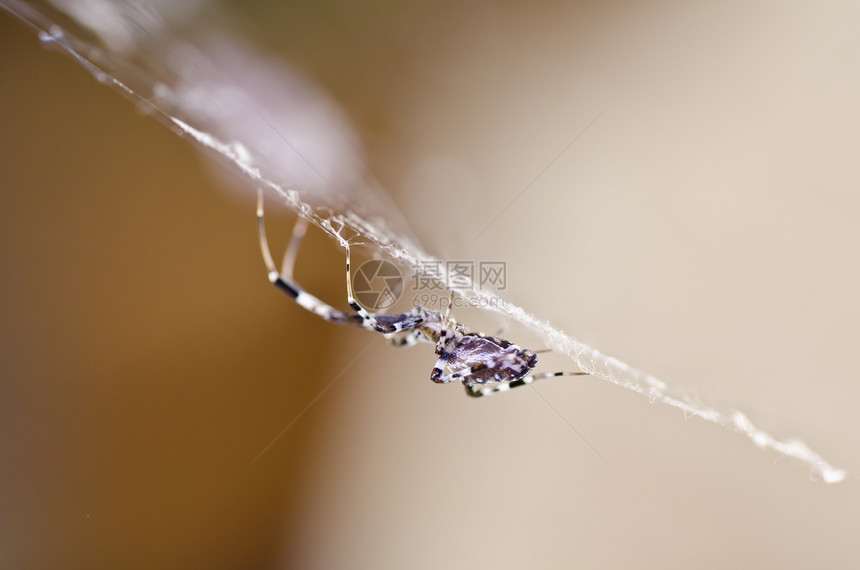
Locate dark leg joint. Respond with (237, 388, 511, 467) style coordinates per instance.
(273, 277, 300, 299)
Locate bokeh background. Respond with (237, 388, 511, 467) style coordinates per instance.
(2, 2, 859, 568)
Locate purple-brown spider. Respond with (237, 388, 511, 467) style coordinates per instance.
(257, 190, 588, 397)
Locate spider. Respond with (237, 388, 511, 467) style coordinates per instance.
(256, 189, 588, 397)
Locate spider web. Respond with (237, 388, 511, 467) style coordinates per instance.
(2, 0, 846, 484)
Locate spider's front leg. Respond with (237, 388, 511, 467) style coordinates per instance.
(257, 189, 420, 334)
(388, 328, 422, 348)
(257, 190, 363, 326)
(342, 242, 386, 333)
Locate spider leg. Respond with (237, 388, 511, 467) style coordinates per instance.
(257, 189, 362, 327)
(429, 357, 450, 383)
(279, 209, 307, 281)
(389, 328, 422, 348)
(431, 365, 484, 385)
(257, 190, 419, 335)
(464, 371, 589, 398)
(343, 243, 385, 332)
(434, 290, 456, 353)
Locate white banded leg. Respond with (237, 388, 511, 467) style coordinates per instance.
(389, 328, 422, 348)
(344, 243, 383, 332)
(257, 189, 416, 333)
(280, 211, 307, 281)
(429, 351, 453, 383)
(257, 189, 362, 326)
(465, 371, 589, 398)
(341, 245, 421, 335)
(434, 291, 457, 354)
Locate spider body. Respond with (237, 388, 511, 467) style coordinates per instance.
(430, 330, 537, 385)
(256, 190, 586, 397)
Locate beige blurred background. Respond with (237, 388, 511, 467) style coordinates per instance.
(2, 2, 859, 569)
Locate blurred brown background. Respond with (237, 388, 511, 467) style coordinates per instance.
(2, 2, 859, 569)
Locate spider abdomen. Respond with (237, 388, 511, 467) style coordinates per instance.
(447, 334, 537, 385)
